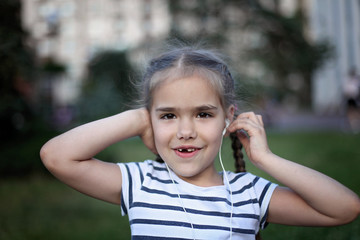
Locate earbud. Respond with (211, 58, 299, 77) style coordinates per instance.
(222, 119, 230, 136)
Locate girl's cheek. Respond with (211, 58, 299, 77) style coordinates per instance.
(153, 123, 172, 141)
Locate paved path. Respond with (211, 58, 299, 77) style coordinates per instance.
(264, 112, 350, 132)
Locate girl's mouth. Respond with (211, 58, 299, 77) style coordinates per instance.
(177, 148, 196, 152)
(173, 146, 201, 158)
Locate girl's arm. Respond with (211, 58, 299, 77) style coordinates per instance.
(228, 112, 360, 226)
(40, 108, 155, 205)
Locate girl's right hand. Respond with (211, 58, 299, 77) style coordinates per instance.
(137, 108, 158, 155)
(40, 108, 158, 205)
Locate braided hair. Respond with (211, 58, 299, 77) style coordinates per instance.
(230, 131, 246, 173)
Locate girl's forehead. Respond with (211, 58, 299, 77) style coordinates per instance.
(151, 75, 224, 111)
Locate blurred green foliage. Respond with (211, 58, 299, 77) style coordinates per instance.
(244, 1, 332, 106)
(0, 0, 54, 177)
(76, 51, 136, 122)
(169, 0, 332, 107)
(0, 127, 59, 177)
(0, 0, 37, 142)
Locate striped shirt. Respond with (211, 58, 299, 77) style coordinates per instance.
(118, 160, 277, 240)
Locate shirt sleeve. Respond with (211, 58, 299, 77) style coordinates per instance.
(117, 161, 148, 216)
(252, 175, 277, 229)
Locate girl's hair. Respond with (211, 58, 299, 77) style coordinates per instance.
(139, 46, 246, 173)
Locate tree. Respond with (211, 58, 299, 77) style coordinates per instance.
(167, 0, 332, 108)
(0, 0, 36, 142)
(242, 0, 332, 107)
(76, 51, 136, 121)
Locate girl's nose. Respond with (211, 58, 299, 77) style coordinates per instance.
(176, 119, 197, 140)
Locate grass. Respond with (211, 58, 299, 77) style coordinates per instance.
(0, 175, 130, 240)
(1, 131, 359, 239)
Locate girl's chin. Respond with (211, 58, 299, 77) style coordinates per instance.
(170, 164, 219, 185)
(167, 163, 203, 179)
(171, 166, 200, 178)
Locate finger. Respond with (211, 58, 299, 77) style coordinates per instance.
(229, 115, 259, 133)
(230, 117, 267, 141)
(237, 112, 261, 125)
(228, 123, 255, 141)
(256, 114, 264, 126)
(236, 129, 250, 149)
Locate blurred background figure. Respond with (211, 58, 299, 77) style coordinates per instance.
(343, 67, 360, 133)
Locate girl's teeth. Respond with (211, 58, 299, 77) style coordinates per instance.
(178, 148, 195, 152)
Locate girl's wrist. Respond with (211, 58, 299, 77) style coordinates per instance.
(251, 150, 276, 171)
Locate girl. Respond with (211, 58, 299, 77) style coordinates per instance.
(40, 47, 360, 239)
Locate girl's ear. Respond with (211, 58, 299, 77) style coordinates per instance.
(226, 105, 235, 121)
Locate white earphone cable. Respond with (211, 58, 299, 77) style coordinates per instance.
(164, 122, 233, 240)
(219, 135, 233, 240)
(165, 163, 196, 240)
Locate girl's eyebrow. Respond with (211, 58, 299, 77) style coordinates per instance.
(155, 107, 176, 112)
(155, 105, 218, 112)
(196, 105, 218, 111)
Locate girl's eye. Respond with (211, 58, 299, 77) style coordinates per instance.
(197, 112, 212, 118)
(160, 113, 176, 120)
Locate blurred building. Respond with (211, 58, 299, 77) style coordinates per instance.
(308, 0, 360, 113)
(21, 0, 360, 114)
(21, 0, 170, 105)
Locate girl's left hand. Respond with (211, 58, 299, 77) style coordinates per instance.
(227, 112, 272, 167)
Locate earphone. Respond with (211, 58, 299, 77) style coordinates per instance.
(222, 119, 230, 136)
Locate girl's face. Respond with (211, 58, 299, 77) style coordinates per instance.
(150, 75, 234, 186)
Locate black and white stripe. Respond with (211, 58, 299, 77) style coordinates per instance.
(119, 160, 277, 240)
